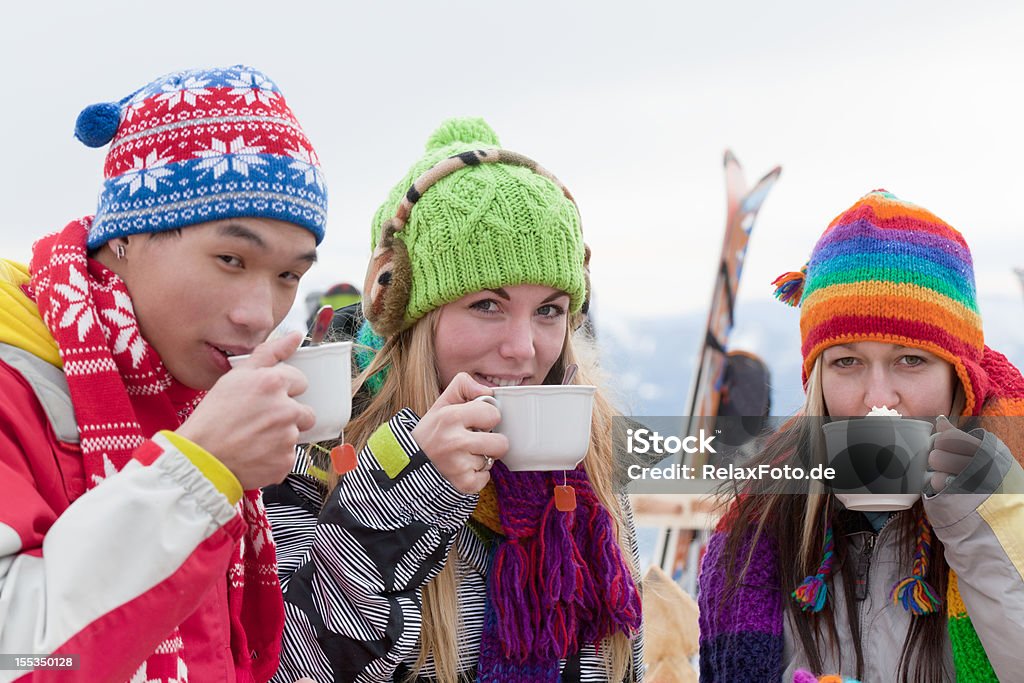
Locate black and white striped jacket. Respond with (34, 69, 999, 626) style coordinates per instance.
(265, 409, 644, 683)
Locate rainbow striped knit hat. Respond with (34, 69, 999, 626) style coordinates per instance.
(764, 190, 1024, 680)
(773, 190, 986, 415)
(75, 64, 327, 248)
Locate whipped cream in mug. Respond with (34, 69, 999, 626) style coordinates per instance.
(867, 405, 902, 417)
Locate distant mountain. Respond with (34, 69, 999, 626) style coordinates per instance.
(598, 295, 1024, 417)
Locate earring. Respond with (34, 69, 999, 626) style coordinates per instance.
(115, 244, 126, 260)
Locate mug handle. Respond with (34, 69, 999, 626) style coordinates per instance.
(471, 395, 499, 433)
(923, 428, 944, 490)
(473, 395, 498, 408)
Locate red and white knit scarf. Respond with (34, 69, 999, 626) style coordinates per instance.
(29, 217, 283, 683)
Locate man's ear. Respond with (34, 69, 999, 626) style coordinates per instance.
(109, 236, 130, 260)
(94, 236, 131, 272)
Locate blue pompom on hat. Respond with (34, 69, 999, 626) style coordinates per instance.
(74, 102, 122, 148)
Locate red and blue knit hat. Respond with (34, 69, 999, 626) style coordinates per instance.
(773, 190, 987, 415)
(75, 65, 327, 248)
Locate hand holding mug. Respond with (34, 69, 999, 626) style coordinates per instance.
(177, 332, 315, 490)
(928, 415, 983, 491)
(411, 372, 508, 494)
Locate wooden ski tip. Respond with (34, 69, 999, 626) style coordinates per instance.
(740, 166, 783, 213)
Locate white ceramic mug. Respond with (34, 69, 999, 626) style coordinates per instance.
(228, 341, 352, 444)
(821, 416, 933, 511)
(474, 384, 596, 471)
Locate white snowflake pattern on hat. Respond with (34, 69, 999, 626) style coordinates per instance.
(83, 64, 327, 247)
(226, 69, 278, 106)
(123, 88, 151, 123)
(156, 75, 212, 110)
(194, 136, 268, 179)
(286, 144, 325, 191)
(115, 150, 175, 195)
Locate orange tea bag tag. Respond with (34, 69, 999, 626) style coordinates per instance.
(330, 444, 357, 475)
(554, 484, 577, 512)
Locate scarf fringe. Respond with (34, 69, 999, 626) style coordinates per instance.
(490, 538, 535, 660)
(484, 468, 641, 672)
(575, 502, 642, 640)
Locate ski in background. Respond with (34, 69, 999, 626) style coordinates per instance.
(1015, 267, 1024, 302)
(654, 150, 781, 591)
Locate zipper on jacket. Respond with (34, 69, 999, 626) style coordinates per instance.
(854, 533, 876, 601)
(853, 511, 902, 602)
(853, 511, 904, 682)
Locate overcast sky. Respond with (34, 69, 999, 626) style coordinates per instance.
(4, 0, 1022, 330)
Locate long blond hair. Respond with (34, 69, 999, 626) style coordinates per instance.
(329, 311, 637, 682)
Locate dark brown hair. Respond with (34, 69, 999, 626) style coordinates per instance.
(715, 362, 955, 682)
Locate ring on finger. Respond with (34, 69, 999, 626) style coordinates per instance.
(477, 455, 495, 473)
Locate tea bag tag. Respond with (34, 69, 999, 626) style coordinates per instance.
(554, 484, 577, 512)
(330, 443, 358, 475)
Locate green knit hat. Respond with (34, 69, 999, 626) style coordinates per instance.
(362, 117, 589, 338)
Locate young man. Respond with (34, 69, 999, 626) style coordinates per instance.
(0, 65, 328, 682)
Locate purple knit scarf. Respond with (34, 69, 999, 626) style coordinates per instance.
(475, 464, 642, 682)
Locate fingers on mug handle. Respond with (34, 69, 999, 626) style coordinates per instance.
(469, 395, 500, 433)
(925, 431, 943, 483)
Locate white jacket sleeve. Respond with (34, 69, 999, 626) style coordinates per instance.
(0, 433, 243, 683)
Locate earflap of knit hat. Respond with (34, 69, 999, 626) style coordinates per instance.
(973, 345, 1024, 459)
(362, 216, 414, 338)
